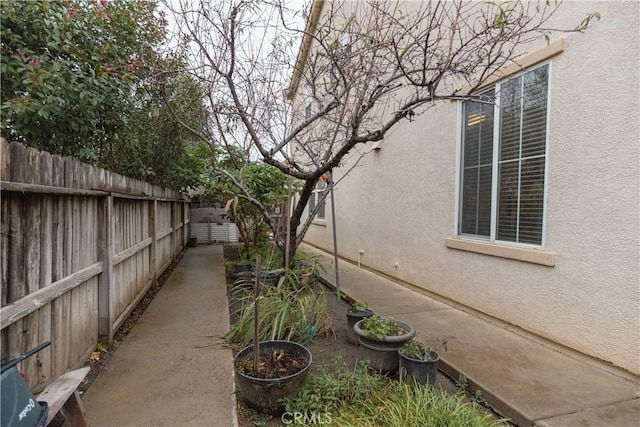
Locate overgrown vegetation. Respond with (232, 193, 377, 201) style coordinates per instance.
(332, 381, 508, 427)
(280, 357, 508, 427)
(221, 281, 333, 350)
(281, 358, 384, 415)
(1, 0, 210, 190)
(203, 148, 302, 257)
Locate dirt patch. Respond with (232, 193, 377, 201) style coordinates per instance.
(236, 349, 309, 379)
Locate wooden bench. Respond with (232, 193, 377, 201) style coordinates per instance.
(37, 367, 90, 426)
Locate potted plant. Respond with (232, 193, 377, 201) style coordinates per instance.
(234, 340, 312, 414)
(353, 315, 415, 373)
(346, 301, 374, 345)
(232, 257, 313, 414)
(398, 340, 447, 385)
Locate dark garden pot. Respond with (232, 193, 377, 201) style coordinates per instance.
(230, 262, 253, 281)
(234, 340, 312, 414)
(252, 271, 282, 286)
(398, 350, 439, 385)
(353, 320, 415, 374)
(346, 309, 374, 345)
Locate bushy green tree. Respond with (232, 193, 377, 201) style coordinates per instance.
(205, 147, 300, 256)
(1, 0, 209, 190)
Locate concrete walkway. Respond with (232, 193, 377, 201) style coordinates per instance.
(80, 243, 639, 427)
(301, 244, 640, 427)
(82, 245, 236, 427)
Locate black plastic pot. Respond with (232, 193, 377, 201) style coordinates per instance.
(354, 319, 415, 373)
(229, 262, 253, 282)
(346, 309, 374, 345)
(252, 271, 282, 286)
(234, 340, 312, 414)
(399, 349, 439, 385)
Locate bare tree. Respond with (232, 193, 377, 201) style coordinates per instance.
(166, 0, 597, 267)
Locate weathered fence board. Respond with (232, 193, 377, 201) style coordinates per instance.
(0, 139, 189, 387)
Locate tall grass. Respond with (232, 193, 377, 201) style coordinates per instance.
(332, 382, 508, 427)
(221, 283, 333, 349)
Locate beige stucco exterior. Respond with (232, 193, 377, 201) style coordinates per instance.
(294, 1, 640, 375)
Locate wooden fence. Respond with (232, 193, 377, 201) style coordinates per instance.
(0, 139, 190, 387)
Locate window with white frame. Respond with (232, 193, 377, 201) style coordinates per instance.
(458, 63, 549, 246)
(308, 179, 327, 220)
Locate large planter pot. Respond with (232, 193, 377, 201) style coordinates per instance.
(234, 340, 312, 414)
(229, 262, 253, 282)
(346, 309, 374, 345)
(399, 349, 439, 385)
(252, 271, 282, 286)
(353, 319, 415, 373)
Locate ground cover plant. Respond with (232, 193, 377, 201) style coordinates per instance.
(278, 357, 508, 427)
(331, 381, 509, 427)
(281, 357, 384, 416)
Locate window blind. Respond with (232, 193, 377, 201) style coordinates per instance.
(460, 89, 494, 236)
(497, 65, 548, 244)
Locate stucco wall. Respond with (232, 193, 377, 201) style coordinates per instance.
(301, 1, 640, 374)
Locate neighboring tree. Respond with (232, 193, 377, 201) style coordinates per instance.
(166, 0, 598, 267)
(0, 0, 209, 190)
(203, 147, 299, 257)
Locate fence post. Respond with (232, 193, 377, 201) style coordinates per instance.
(98, 195, 114, 343)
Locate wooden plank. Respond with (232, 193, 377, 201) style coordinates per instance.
(98, 196, 114, 342)
(50, 155, 68, 376)
(1, 194, 9, 306)
(183, 202, 189, 248)
(109, 191, 185, 202)
(7, 194, 25, 303)
(7, 149, 27, 366)
(68, 161, 82, 364)
(38, 150, 53, 382)
(24, 195, 42, 384)
(150, 200, 158, 285)
(9, 141, 27, 183)
(37, 367, 90, 425)
(0, 181, 108, 196)
(158, 228, 173, 240)
(60, 390, 89, 427)
(111, 277, 153, 333)
(112, 237, 152, 265)
(88, 194, 96, 355)
(135, 201, 142, 294)
(0, 137, 9, 180)
(170, 202, 176, 260)
(0, 263, 103, 329)
(24, 152, 43, 375)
